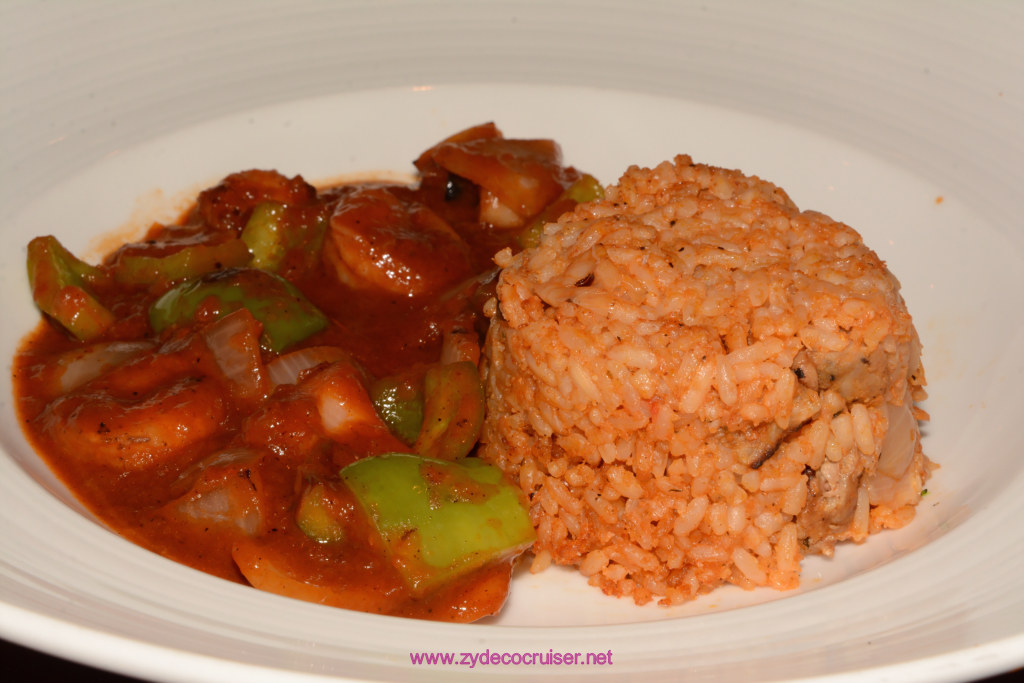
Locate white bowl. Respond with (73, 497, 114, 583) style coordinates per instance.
(1, 1, 1022, 681)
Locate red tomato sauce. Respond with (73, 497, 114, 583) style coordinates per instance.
(12, 123, 592, 622)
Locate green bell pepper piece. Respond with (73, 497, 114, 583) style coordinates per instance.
(295, 482, 346, 544)
(113, 238, 252, 286)
(241, 201, 328, 273)
(241, 202, 288, 271)
(518, 173, 604, 249)
(341, 453, 535, 594)
(413, 361, 485, 461)
(564, 173, 605, 204)
(370, 371, 425, 445)
(149, 267, 328, 352)
(26, 235, 115, 341)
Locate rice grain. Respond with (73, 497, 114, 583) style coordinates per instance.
(481, 155, 932, 604)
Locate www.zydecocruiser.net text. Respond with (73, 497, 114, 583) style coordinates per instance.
(410, 649, 614, 668)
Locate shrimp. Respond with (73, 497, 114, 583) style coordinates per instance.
(36, 333, 231, 471)
(304, 361, 409, 456)
(24, 340, 154, 402)
(232, 539, 406, 615)
(242, 359, 408, 463)
(194, 169, 317, 233)
(440, 317, 482, 366)
(324, 186, 473, 297)
(169, 447, 267, 536)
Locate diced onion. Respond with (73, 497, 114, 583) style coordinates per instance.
(479, 189, 524, 228)
(266, 346, 350, 388)
(176, 488, 261, 536)
(314, 365, 380, 437)
(440, 328, 481, 365)
(50, 341, 153, 396)
(876, 399, 918, 478)
(175, 447, 258, 483)
(203, 309, 267, 400)
(867, 395, 922, 506)
(173, 447, 263, 536)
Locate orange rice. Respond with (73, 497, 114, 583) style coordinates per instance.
(479, 155, 932, 605)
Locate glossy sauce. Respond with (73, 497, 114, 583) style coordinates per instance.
(13, 123, 585, 621)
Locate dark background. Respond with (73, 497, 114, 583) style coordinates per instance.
(1, 636, 1020, 682)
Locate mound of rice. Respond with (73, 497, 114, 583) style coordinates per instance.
(480, 155, 932, 606)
